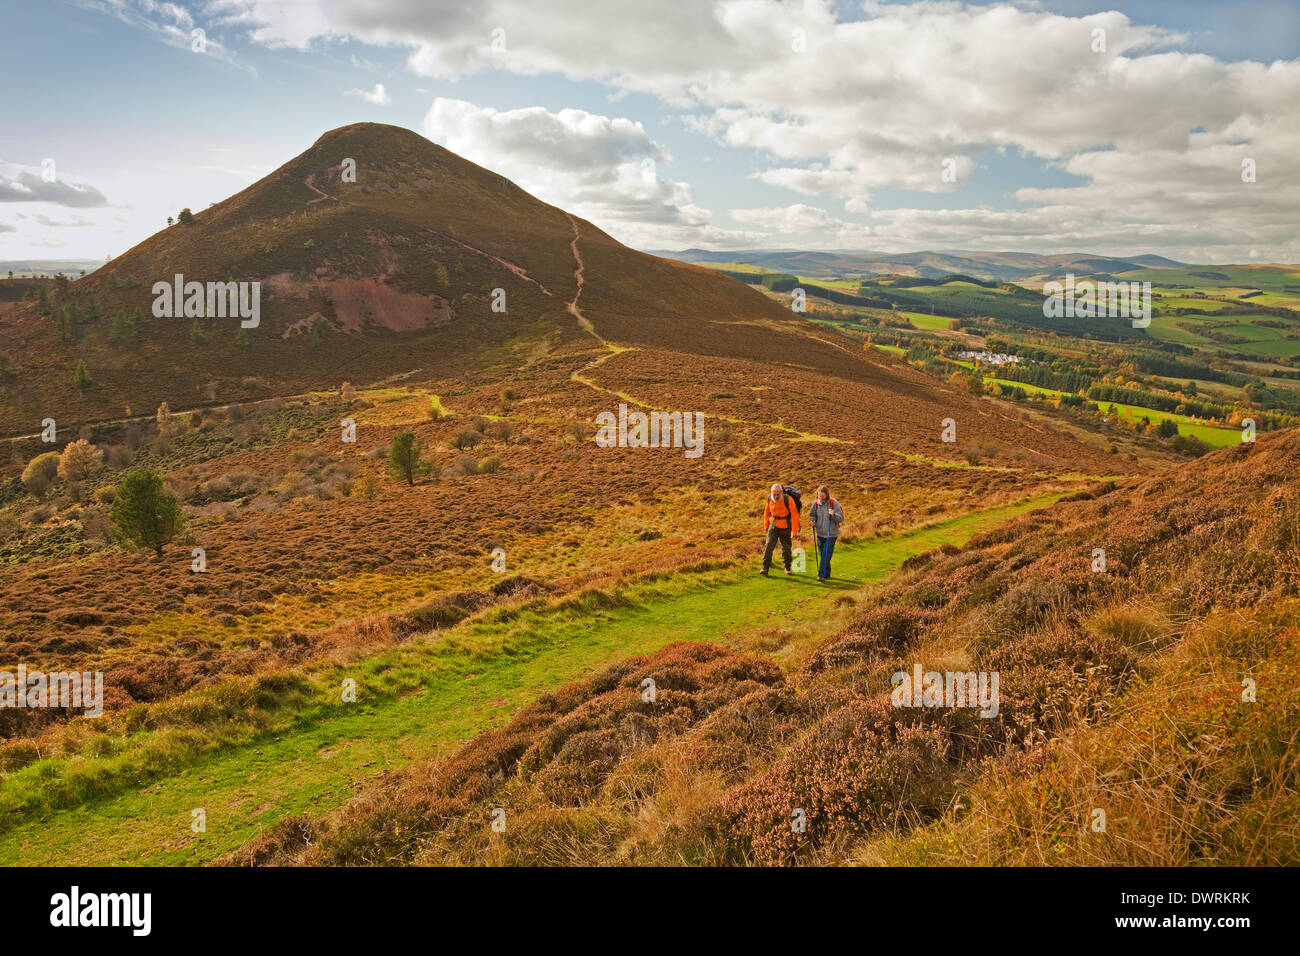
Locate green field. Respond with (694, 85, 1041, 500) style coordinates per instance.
(950, 362, 1241, 447)
(1098, 400, 1242, 447)
(1145, 310, 1300, 357)
(1155, 295, 1232, 311)
(901, 311, 955, 331)
(0, 496, 1059, 866)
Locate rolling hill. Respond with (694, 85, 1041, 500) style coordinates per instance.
(0, 124, 876, 437)
(659, 248, 1187, 282)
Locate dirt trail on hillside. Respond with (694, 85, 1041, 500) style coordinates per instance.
(454, 238, 553, 297)
(560, 215, 842, 443)
(299, 173, 553, 296)
(303, 173, 338, 205)
(565, 213, 601, 342)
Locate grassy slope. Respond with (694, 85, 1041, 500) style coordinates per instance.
(0, 495, 1053, 865)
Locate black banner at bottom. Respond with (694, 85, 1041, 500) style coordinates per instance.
(4, 864, 1274, 942)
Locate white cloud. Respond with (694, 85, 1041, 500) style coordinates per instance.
(731, 203, 874, 248)
(422, 98, 761, 248)
(346, 82, 391, 104)
(81, 0, 239, 65)
(208, 0, 1300, 259)
(0, 163, 109, 208)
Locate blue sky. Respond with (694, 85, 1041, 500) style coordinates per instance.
(2, 0, 1297, 263)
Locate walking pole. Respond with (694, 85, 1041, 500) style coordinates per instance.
(809, 499, 820, 579)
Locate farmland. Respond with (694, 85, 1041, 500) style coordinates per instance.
(692, 260, 1300, 458)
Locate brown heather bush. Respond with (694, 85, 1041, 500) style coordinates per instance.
(719, 699, 960, 865)
(803, 606, 935, 675)
(859, 602, 1300, 866)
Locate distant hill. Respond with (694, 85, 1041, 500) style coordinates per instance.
(0, 259, 104, 277)
(654, 248, 1189, 282)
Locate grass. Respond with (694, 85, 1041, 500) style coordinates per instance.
(0, 494, 1059, 865)
(900, 311, 955, 331)
(1097, 400, 1242, 447)
(856, 599, 1300, 866)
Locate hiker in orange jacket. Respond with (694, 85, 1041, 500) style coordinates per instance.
(761, 482, 800, 576)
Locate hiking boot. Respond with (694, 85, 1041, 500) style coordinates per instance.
(783, 567, 792, 575)
(759, 569, 769, 576)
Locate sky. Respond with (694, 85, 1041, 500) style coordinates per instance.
(1, 0, 1298, 264)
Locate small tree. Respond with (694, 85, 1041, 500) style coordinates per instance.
(177, 207, 194, 225)
(21, 451, 61, 496)
(236, 326, 250, 347)
(388, 431, 430, 486)
(109, 309, 135, 344)
(109, 468, 183, 556)
(1155, 418, 1179, 439)
(74, 358, 91, 389)
(58, 438, 103, 483)
(156, 401, 173, 436)
(340, 381, 355, 404)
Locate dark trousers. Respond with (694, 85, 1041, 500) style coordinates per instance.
(763, 525, 792, 571)
(815, 534, 838, 578)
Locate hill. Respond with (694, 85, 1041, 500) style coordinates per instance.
(658, 248, 1189, 282)
(0, 124, 872, 437)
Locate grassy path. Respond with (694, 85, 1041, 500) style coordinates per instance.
(2, 495, 1056, 865)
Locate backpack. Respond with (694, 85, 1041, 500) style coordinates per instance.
(782, 485, 802, 514)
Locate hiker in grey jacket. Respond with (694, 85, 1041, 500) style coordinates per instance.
(808, 485, 844, 582)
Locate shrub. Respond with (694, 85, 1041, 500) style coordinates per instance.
(109, 468, 184, 556)
(1171, 434, 1211, 457)
(452, 430, 484, 450)
(21, 451, 61, 496)
(476, 456, 502, 475)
